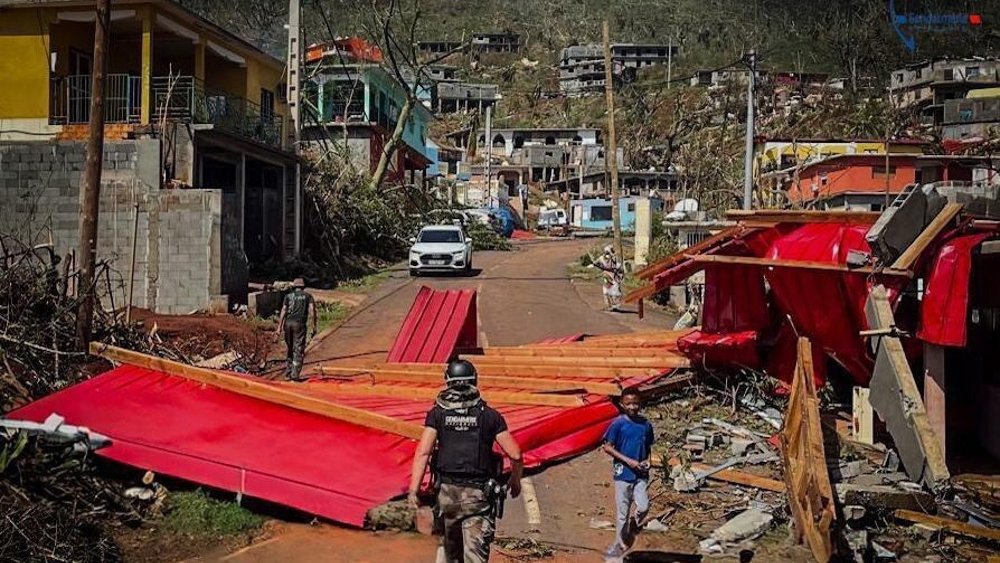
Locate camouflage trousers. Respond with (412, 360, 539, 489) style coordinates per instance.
(283, 321, 307, 378)
(437, 482, 495, 563)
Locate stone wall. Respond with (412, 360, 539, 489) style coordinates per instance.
(0, 140, 238, 314)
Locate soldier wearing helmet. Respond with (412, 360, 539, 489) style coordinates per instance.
(408, 359, 523, 563)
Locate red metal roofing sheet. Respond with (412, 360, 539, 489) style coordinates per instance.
(918, 233, 994, 347)
(386, 286, 478, 363)
(8, 365, 644, 526)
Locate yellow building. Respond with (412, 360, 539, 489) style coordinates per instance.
(0, 0, 290, 149)
(754, 137, 928, 175)
(0, 0, 301, 313)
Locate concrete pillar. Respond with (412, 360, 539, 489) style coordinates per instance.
(634, 197, 652, 266)
(924, 342, 947, 459)
(194, 39, 206, 82)
(140, 7, 154, 124)
(238, 153, 246, 246)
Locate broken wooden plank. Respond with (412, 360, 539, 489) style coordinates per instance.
(89, 342, 424, 440)
(891, 202, 963, 270)
(894, 509, 1000, 542)
(655, 455, 786, 493)
(865, 285, 950, 492)
(691, 254, 913, 277)
(303, 382, 587, 408)
(313, 365, 622, 395)
(780, 337, 836, 563)
(726, 209, 881, 224)
(381, 361, 658, 379)
(459, 354, 690, 369)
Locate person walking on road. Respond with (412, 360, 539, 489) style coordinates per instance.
(276, 278, 316, 380)
(408, 359, 523, 563)
(602, 387, 654, 560)
(595, 245, 624, 312)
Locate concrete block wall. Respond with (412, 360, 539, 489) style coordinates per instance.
(0, 140, 231, 314)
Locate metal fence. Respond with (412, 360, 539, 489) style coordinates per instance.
(152, 75, 283, 148)
(49, 74, 141, 124)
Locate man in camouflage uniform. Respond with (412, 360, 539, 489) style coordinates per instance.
(276, 278, 316, 380)
(408, 360, 523, 563)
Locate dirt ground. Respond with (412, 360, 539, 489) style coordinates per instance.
(131, 308, 276, 368)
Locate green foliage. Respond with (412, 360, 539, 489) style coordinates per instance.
(646, 235, 680, 266)
(466, 222, 512, 251)
(338, 271, 391, 293)
(303, 150, 444, 270)
(163, 490, 263, 536)
(315, 301, 351, 335)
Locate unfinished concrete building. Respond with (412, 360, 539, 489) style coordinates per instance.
(434, 82, 501, 114)
(560, 43, 678, 96)
(889, 58, 1000, 124)
(0, 0, 300, 314)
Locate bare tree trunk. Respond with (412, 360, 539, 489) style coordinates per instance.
(76, 0, 111, 347)
(369, 96, 414, 190)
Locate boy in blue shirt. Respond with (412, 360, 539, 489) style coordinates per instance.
(601, 387, 654, 558)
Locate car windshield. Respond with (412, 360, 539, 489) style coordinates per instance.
(419, 229, 461, 243)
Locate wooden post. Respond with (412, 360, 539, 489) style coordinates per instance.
(638, 298, 644, 319)
(125, 202, 139, 323)
(76, 0, 112, 347)
(139, 5, 153, 124)
(602, 20, 622, 258)
(923, 343, 947, 459)
(852, 386, 874, 445)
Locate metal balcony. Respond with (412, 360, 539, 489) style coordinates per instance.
(49, 74, 142, 125)
(152, 75, 284, 149)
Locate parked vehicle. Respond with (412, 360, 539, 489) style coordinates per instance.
(537, 208, 568, 230)
(408, 225, 473, 276)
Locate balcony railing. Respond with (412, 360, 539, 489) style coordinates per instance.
(49, 74, 141, 125)
(152, 76, 284, 149)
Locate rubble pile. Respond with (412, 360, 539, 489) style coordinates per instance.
(0, 416, 144, 562)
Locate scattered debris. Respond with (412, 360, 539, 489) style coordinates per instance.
(699, 508, 774, 553)
(894, 509, 1000, 542)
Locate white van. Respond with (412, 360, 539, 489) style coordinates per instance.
(537, 208, 568, 230)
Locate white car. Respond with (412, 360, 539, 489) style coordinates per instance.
(408, 225, 473, 276)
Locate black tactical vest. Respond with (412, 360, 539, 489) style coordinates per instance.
(434, 405, 499, 481)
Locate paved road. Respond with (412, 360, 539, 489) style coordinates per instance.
(305, 238, 671, 367)
(214, 239, 678, 563)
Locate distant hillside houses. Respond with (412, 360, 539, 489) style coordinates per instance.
(559, 43, 679, 96)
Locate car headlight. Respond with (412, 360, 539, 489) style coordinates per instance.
(453, 250, 466, 256)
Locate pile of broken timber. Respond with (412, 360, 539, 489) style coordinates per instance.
(91, 330, 693, 442)
(312, 329, 693, 405)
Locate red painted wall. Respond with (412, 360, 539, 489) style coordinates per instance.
(787, 155, 917, 205)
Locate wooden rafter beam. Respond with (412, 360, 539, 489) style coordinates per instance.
(891, 202, 964, 270)
(90, 342, 424, 440)
(634, 226, 744, 280)
(460, 354, 689, 369)
(314, 365, 622, 395)
(379, 362, 658, 379)
(577, 330, 691, 344)
(303, 382, 587, 407)
(691, 254, 913, 277)
(726, 209, 881, 224)
(482, 346, 684, 358)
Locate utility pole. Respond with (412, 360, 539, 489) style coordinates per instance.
(742, 49, 757, 210)
(287, 0, 302, 253)
(484, 104, 493, 207)
(667, 36, 673, 90)
(76, 0, 111, 347)
(602, 20, 622, 257)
